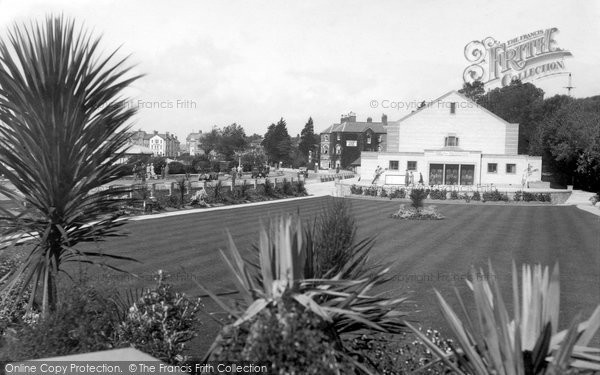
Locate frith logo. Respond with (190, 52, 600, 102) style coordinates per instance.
(463, 28, 572, 86)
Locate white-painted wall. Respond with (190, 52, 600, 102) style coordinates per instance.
(388, 92, 515, 155)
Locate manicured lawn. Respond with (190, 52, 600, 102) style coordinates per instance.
(71, 196, 600, 355)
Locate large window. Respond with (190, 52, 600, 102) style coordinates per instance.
(366, 135, 371, 144)
(407, 161, 417, 171)
(444, 136, 459, 147)
(506, 164, 516, 174)
(487, 163, 498, 173)
(389, 160, 399, 170)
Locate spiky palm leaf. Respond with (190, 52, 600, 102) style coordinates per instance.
(409, 261, 600, 374)
(194, 214, 408, 361)
(0, 16, 142, 314)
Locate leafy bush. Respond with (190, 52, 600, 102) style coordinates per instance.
(167, 194, 181, 208)
(536, 192, 552, 202)
(472, 191, 481, 201)
(460, 193, 471, 203)
(364, 186, 378, 196)
(591, 193, 600, 205)
(116, 271, 202, 364)
(294, 180, 307, 196)
(410, 262, 600, 374)
(429, 189, 447, 200)
(167, 161, 186, 175)
(210, 299, 356, 374)
(1, 285, 119, 360)
(282, 178, 294, 196)
(409, 188, 428, 209)
(0, 253, 32, 335)
(380, 188, 388, 198)
(262, 179, 276, 198)
(449, 190, 459, 200)
(482, 189, 509, 202)
(350, 185, 363, 195)
(389, 188, 406, 199)
(208, 180, 225, 202)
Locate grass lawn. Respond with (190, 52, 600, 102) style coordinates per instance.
(63, 196, 600, 356)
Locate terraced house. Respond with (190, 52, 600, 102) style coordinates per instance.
(360, 91, 542, 187)
(319, 113, 387, 169)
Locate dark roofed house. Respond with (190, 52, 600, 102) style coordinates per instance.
(319, 112, 387, 170)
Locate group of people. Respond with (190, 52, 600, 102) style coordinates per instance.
(133, 163, 169, 181)
(371, 166, 424, 186)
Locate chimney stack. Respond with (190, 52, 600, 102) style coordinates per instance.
(381, 114, 388, 125)
(367, 117, 372, 123)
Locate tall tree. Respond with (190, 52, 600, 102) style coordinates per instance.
(298, 117, 318, 161)
(262, 118, 292, 164)
(458, 80, 485, 103)
(200, 126, 221, 156)
(219, 123, 247, 160)
(0, 16, 141, 314)
(534, 98, 600, 191)
(478, 79, 545, 154)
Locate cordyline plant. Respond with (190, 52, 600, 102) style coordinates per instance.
(408, 262, 600, 374)
(0, 16, 141, 315)
(194, 214, 408, 363)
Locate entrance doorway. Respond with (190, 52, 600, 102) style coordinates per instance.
(428, 163, 475, 185)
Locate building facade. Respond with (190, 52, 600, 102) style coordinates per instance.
(147, 131, 180, 157)
(319, 113, 387, 169)
(360, 91, 542, 187)
(185, 130, 205, 156)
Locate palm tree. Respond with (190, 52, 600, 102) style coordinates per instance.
(0, 16, 142, 314)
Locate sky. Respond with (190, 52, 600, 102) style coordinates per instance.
(0, 0, 598, 140)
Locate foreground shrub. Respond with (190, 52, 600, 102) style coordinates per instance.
(115, 271, 202, 364)
(210, 299, 355, 374)
(195, 215, 408, 367)
(472, 191, 481, 201)
(450, 190, 459, 200)
(410, 262, 600, 374)
(1, 286, 118, 360)
(1, 273, 202, 364)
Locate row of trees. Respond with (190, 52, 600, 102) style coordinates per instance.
(460, 80, 600, 191)
(198, 117, 320, 168)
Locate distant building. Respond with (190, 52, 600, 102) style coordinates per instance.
(360, 90, 542, 186)
(185, 130, 205, 156)
(146, 131, 180, 157)
(129, 130, 153, 148)
(319, 113, 387, 169)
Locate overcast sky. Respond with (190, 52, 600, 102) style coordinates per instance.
(1, 0, 598, 139)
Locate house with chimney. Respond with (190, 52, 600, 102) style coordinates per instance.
(360, 90, 542, 187)
(147, 131, 180, 157)
(319, 113, 387, 169)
